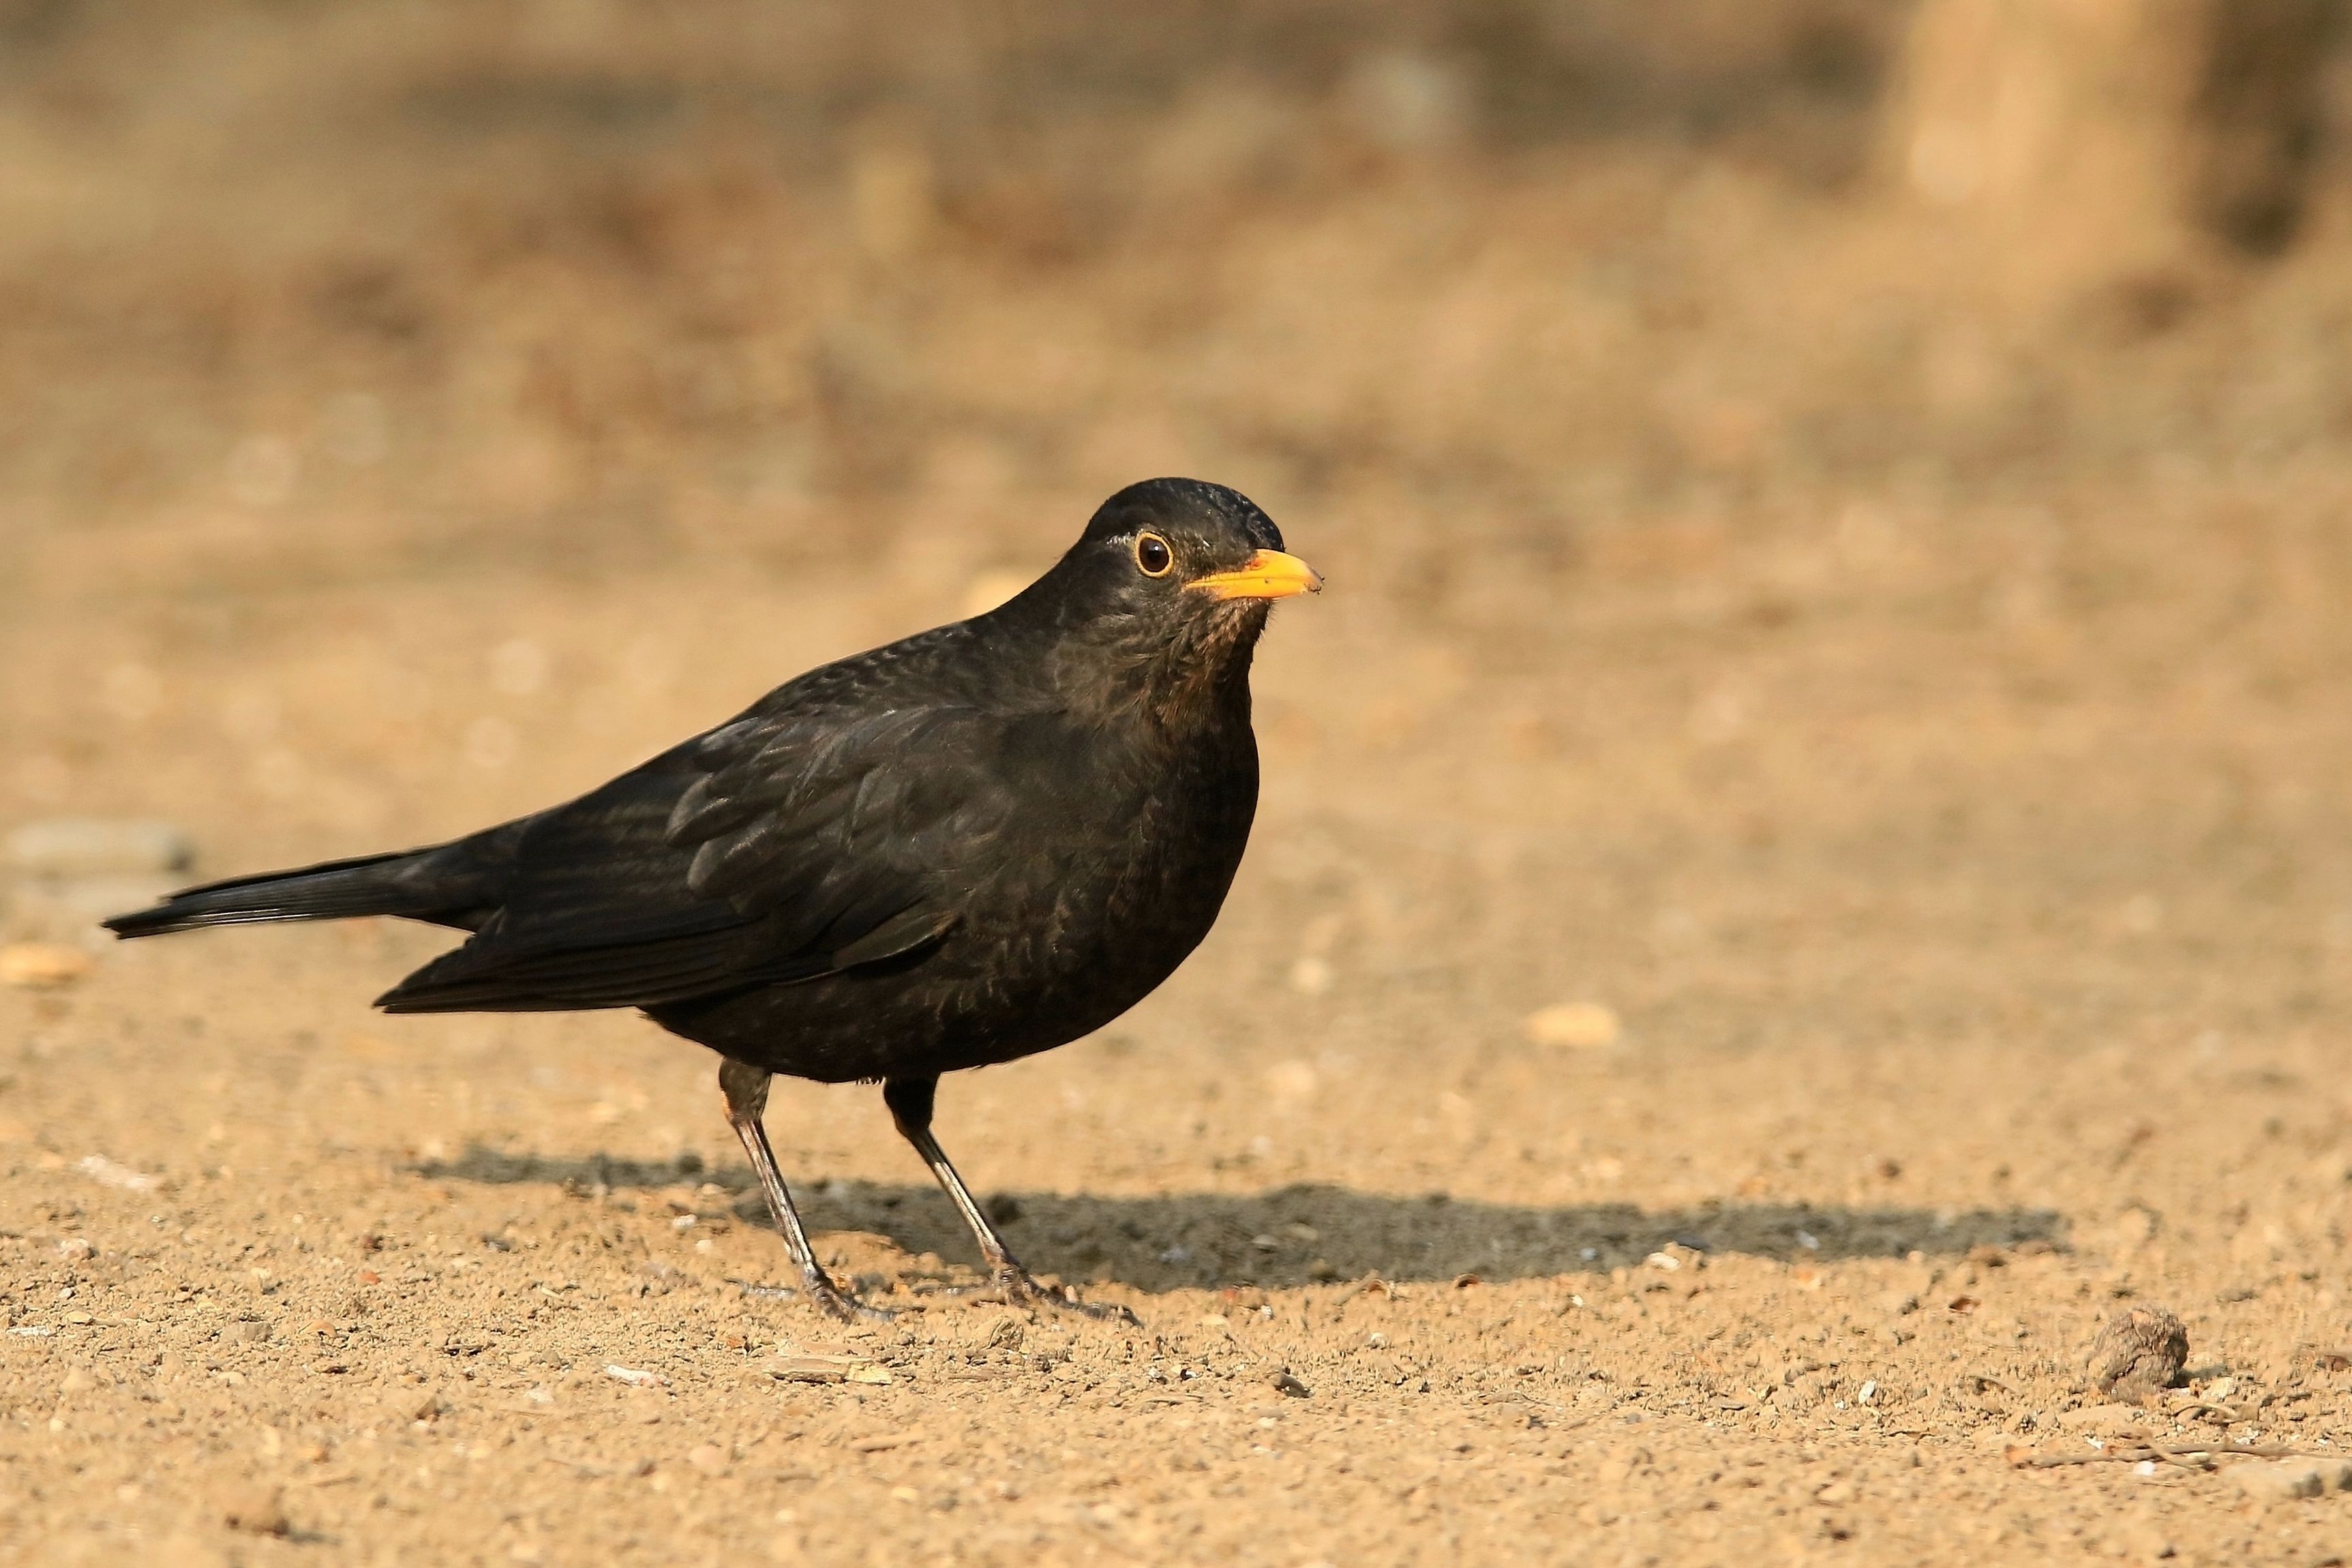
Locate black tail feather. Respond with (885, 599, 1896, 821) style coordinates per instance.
(104, 849, 477, 937)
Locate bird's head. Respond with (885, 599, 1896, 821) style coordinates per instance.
(1010, 478, 1320, 715)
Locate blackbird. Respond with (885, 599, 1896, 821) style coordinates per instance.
(106, 478, 1318, 1321)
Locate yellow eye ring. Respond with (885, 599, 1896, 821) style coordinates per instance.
(1134, 532, 1174, 577)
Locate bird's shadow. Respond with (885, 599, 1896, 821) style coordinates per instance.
(419, 1145, 2066, 1291)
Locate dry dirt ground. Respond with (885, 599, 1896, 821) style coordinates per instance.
(10, 477, 2352, 1568)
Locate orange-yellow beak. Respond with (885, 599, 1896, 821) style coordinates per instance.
(1187, 549, 1323, 601)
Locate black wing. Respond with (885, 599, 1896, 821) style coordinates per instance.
(375, 699, 1009, 1013)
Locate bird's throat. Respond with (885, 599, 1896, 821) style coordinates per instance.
(1054, 603, 1266, 734)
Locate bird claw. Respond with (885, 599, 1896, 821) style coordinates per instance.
(994, 1267, 1140, 1326)
(732, 1274, 896, 1323)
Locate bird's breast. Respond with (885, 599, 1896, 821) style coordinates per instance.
(948, 717, 1258, 1036)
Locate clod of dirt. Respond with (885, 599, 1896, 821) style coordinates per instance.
(1267, 1370, 1311, 1398)
(2226, 1460, 2351, 1504)
(765, 1353, 887, 1385)
(2087, 1305, 2188, 1404)
(217, 1483, 290, 1536)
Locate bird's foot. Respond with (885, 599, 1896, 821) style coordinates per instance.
(732, 1273, 896, 1323)
(993, 1266, 1140, 1326)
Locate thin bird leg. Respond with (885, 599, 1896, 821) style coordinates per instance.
(882, 1075, 1138, 1325)
(719, 1059, 890, 1323)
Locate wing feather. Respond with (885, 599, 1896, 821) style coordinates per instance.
(375, 683, 1005, 1014)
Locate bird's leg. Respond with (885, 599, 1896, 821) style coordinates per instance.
(719, 1059, 890, 1323)
(882, 1075, 1138, 1325)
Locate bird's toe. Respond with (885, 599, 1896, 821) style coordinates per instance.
(731, 1274, 896, 1323)
(808, 1276, 897, 1323)
(997, 1268, 1139, 1326)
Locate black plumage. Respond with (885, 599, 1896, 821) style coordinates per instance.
(107, 478, 1318, 1320)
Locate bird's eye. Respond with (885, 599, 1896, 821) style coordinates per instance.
(1134, 532, 1174, 577)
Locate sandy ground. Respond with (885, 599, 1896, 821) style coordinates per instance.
(9, 474, 2352, 1568)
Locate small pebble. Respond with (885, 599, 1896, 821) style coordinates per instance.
(2087, 1305, 2188, 1404)
(56, 1237, 94, 1261)
(1264, 1059, 1318, 1098)
(75, 1154, 162, 1192)
(687, 1443, 728, 1475)
(1524, 1001, 1622, 1049)
(604, 1364, 666, 1387)
(0, 943, 93, 988)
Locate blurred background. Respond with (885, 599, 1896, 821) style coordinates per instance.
(10, 0, 2352, 1078)
(4, 0, 2349, 586)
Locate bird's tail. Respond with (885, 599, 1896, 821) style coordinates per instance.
(103, 847, 489, 938)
